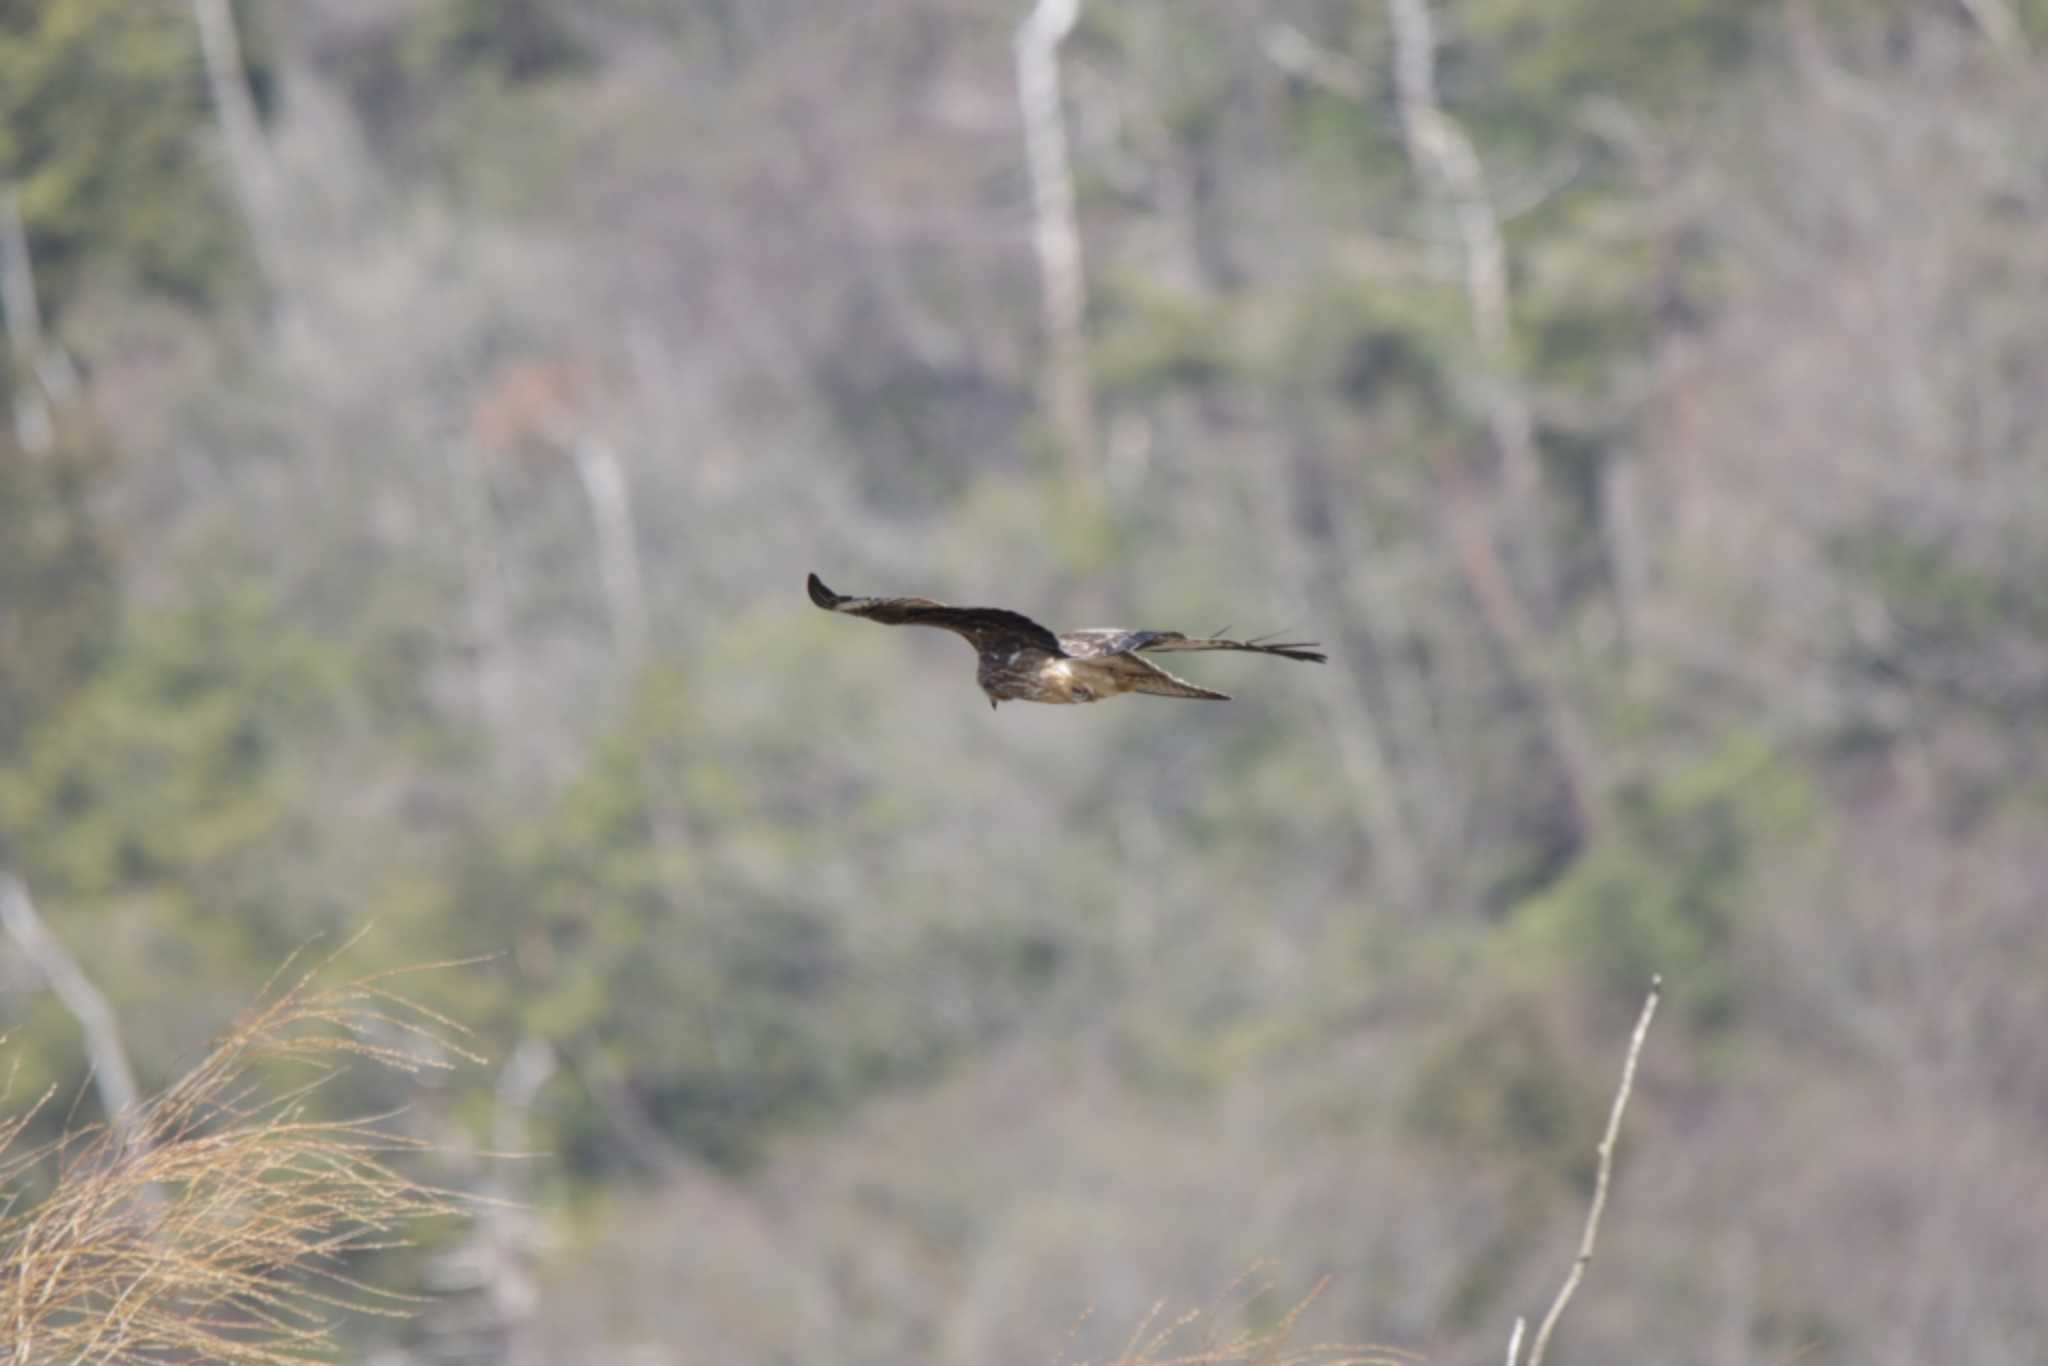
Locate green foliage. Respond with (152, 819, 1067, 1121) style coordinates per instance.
(305, 0, 589, 202)
(945, 473, 1123, 578)
(0, 430, 118, 761)
(439, 633, 1073, 1174)
(1449, 0, 1769, 147)
(5, 2, 2042, 1356)
(0, 586, 352, 1083)
(1511, 733, 1815, 1026)
(1511, 188, 1661, 391)
(1831, 526, 2048, 668)
(396, 0, 590, 87)
(1092, 276, 1245, 397)
(1283, 81, 1411, 201)
(0, 0, 238, 308)
(2, 591, 323, 891)
(1282, 277, 1461, 424)
(1406, 991, 1584, 1166)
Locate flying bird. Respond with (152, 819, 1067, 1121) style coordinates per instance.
(807, 573, 1325, 708)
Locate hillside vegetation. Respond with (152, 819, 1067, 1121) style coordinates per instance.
(4, 1, 2047, 1361)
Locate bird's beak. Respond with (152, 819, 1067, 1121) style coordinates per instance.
(989, 698, 999, 711)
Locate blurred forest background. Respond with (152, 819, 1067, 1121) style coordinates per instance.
(4, 0, 2048, 1361)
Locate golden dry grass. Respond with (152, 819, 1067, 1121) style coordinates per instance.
(0, 949, 482, 1363)
(1065, 1268, 1419, 1366)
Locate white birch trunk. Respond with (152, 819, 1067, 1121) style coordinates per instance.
(567, 435, 651, 673)
(1017, 0, 1098, 485)
(1, 873, 143, 1148)
(191, 0, 285, 290)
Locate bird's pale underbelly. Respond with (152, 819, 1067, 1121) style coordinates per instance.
(1037, 658, 1124, 703)
(977, 652, 1118, 704)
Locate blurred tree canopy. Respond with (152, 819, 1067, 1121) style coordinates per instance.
(0, 0, 237, 306)
(5, 0, 2048, 1360)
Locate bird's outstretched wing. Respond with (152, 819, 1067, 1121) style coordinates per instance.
(1105, 655, 1232, 701)
(808, 573, 1065, 655)
(1059, 627, 1326, 664)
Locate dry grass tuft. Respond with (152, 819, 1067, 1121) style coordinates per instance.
(0, 948, 483, 1363)
(1067, 1267, 1418, 1366)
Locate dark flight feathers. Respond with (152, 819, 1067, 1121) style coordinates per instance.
(807, 572, 1324, 707)
(807, 573, 1065, 655)
(1057, 627, 1326, 664)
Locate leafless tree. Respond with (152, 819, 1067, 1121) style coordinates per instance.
(1018, 0, 1100, 485)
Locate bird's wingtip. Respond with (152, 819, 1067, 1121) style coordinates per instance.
(1268, 641, 1327, 663)
(807, 573, 840, 609)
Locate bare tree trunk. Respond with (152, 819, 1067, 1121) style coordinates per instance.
(1, 185, 53, 455)
(1, 872, 142, 1147)
(1383, 0, 1603, 838)
(567, 435, 651, 673)
(1016, 0, 1099, 487)
(424, 1036, 556, 1363)
(563, 425, 699, 920)
(486, 1036, 555, 1366)
(1954, 0, 2025, 52)
(0, 189, 42, 359)
(1440, 465, 1604, 838)
(0, 186, 75, 457)
(191, 0, 285, 290)
(1385, 0, 1544, 514)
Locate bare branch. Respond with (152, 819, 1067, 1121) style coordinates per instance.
(190, 0, 285, 290)
(1954, 0, 2026, 53)
(1, 872, 142, 1148)
(1016, 0, 1099, 486)
(1525, 975, 1664, 1366)
(1261, 23, 1368, 99)
(1505, 1314, 1526, 1366)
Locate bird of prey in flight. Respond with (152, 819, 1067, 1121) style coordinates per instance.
(808, 573, 1325, 708)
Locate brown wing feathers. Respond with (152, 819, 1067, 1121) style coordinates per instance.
(807, 574, 1065, 654)
(1059, 627, 1326, 664)
(807, 574, 1326, 687)
(1131, 632, 1326, 664)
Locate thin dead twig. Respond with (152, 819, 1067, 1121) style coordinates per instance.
(1511, 974, 1663, 1366)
